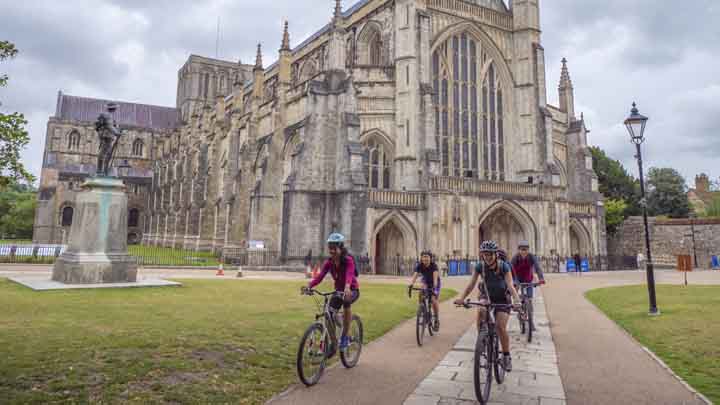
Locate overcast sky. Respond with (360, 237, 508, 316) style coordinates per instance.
(1, 0, 719, 186)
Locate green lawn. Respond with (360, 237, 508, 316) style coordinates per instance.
(0, 240, 32, 244)
(128, 245, 220, 267)
(586, 285, 720, 403)
(0, 278, 456, 404)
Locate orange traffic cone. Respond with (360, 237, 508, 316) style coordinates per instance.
(216, 263, 225, 276)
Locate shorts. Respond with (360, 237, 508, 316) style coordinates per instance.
(330, 289, 360, 310)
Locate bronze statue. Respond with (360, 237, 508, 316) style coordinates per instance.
(95, 103, 123, 176)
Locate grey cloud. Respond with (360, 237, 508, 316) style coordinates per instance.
(1, 0, 719, 184)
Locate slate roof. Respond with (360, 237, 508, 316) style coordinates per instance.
(55, 92, 181, 130)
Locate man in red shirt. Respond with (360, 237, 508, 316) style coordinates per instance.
(510, 240, 545, 300)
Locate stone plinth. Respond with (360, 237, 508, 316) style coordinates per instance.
(52, 177, 138, 284)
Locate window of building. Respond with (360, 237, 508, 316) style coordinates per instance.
(61, 206, 74, 227)
(67, 131, 81, 150)
(432, 32, 507, 180)
(128, 208, 140, 227)
(369, 32, 383, 66)
(364, 138, 392, 190)
(132, 139, 144, 157)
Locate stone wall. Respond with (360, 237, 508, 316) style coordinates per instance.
(608, 217, 720, 268)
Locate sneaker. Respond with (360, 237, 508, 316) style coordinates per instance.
(339, 335, 350, 351)
(503, 354, 513, 372)
(433, 318, 440, 332)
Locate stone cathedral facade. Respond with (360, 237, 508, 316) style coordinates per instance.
(35, 0, 607, 271)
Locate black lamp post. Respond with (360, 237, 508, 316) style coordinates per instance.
(625, 102, 659, 315)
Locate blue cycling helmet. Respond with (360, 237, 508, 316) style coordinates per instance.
(326, 233, 345, 245)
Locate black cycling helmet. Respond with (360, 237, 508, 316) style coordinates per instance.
(480, 240, 498, 253)
(420, 250, 433, 258)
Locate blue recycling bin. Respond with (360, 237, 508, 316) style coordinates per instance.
(712, 255, 719, 269)
(448, 260, 458, 276)
(566, 259, 577, 272)
(459, 260, 468, 275)
(581, 259, 590, 272)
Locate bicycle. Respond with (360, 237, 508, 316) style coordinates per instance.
(296, 288, 364, 387)
(408, 286, 437, 346)
(516, 282, 542, 343)
(457, 299, 517, 405)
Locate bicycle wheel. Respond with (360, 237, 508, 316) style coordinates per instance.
(297, 322, 328, 386)
(494, 334, 506, 384)
(518, 304, 526, 335)
(527, 299, 534, 343)
(340, 315, 364, 368)
(473, 329, 493, 404)
(416, 304, 426, 346)
(427, 299, 435, 337)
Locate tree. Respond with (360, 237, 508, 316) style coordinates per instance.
(646, 167, 691, 218)
(589, 146, 641, 216)
(0, 40, 34, 189)
(0, 183, 36, 239)
(702, 195, 720, 218)
(604, 198, 628, 235)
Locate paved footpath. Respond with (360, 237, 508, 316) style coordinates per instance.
(404, 289, 566, 405)
(542, 271, 716, 405)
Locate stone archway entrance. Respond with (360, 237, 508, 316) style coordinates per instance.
(479, 209, 526, 254)
(375, 221, 405, 275)
(570, 220, 591, 256)
(478, 202, 537, 255)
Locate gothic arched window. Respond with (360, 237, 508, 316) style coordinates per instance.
(432, 32, 507, 181)
(364, 138, 392, 190)
(298, 61, 317, 83)
(61, 206, 74, 227)
(128, 208, 140, 227)
(67, 131, 81, 150)
(358, 22, 384, 66)
(132, 139, 144, 157)
(369, 32, 383, 66)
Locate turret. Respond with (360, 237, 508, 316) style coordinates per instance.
(279, 21, 292, 85)
(252, 43, 264, 100)
(559, 57, 575, 121)
(326, 0, 346, 71)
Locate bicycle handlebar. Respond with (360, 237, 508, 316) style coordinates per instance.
(408, 286, 432, 298)
(517, 282, 543, 288)
(302, 288, 344, 297)
(455, 299, 517, 310)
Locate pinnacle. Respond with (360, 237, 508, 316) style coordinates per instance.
(281, 21, 291, 52)
(254, 43, 263, 70)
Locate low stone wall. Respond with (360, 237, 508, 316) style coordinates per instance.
(608, 217, 720, 268)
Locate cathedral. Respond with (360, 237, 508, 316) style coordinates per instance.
(34, 0, 607, 272)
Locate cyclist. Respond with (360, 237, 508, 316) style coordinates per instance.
(304, 233, 360, 351)
(408, 250, 441, 331)
(511, 240, 545, 302)
(454, 240, 520, 371)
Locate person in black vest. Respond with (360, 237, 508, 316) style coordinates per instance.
(455, 241, 520, 372)
(408, 250, 441, 331)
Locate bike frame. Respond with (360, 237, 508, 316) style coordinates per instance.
(308, 289, 345, 352)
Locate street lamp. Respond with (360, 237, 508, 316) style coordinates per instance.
(625, 102, 659, 316)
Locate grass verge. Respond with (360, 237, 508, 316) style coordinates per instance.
(586, 285, 719, 404)
(0, 278, 455, 404)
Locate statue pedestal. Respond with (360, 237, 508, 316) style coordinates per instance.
(52, 177, 137, 284)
